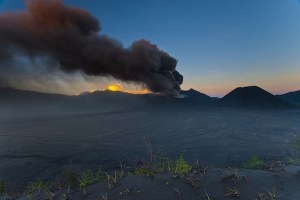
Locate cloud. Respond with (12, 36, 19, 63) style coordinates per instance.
(0, 0, 183, 95)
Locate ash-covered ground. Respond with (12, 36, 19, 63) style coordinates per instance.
(0, 107, 299, 186)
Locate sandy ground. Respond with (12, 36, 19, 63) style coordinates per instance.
(6, 166, 300, 200)
(0, 107, 299, 189)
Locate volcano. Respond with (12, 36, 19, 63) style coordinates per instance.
(220, 86, 295, 109)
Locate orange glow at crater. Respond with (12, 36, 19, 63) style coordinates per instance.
(130, 88, 150, 94)
(108, 85, 122, 91)
(106, 84, 150, 94)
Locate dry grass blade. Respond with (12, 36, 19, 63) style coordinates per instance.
(224, 187, 240, 198)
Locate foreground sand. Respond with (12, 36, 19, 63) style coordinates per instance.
(0, 165, 297, 200)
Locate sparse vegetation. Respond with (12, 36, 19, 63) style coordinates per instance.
(129, 162, 154, 177)
(155, 155, 174, 173)
(0, 138, 295, 199)
(129, 138, 175, 177)
(0, 153, 295, 200)
(243, 155, 265, 169)
(77, 169, 105, 195)
(27, 180, 50, 194)
(27, 180, 54, 199)
(253, 187, 280, 200)
(130, 155, 175, 177)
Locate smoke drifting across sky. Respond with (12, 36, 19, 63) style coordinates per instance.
(0, 0, 183, 95)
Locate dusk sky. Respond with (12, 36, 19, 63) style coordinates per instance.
(0, 0, 300, 97)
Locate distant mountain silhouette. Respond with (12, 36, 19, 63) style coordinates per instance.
(0, 87, 298, 111)
(180, 89, 213, 104)
(277, 90, 300, 106)
(220, 86, 295, 109)
(76, 90, 146, 110)
(0, 87, 188, 111)
(0, 87, 70, 110)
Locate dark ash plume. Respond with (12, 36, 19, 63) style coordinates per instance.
(0, 0, 183, 95)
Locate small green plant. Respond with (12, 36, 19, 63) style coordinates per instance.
(0, 180, 6, 196)
(77, 169, 105, 195)
(174, 155, 192, 177)
(243, 156, 265, 169)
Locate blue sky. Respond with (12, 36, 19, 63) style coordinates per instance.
(1, 0, 300, 96)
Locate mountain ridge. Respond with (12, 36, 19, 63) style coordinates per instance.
(0, 86, 298, 110)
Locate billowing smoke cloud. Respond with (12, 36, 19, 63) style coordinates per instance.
(0, 0, 183, 95)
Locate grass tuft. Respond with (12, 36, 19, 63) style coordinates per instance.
(224, 187, 240, 198)
(27, 180, 54, 199)
(27, 180, 49, 194)
(77, 169, 105, 195)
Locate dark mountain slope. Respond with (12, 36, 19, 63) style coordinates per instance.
(277, 90, 300, 106)
(220, 86, 295, 109)
(0, 87, 70, 110)
(180, 88, 213, 104)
